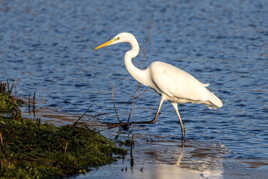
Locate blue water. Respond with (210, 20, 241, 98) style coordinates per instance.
(1, 0, 268, 169)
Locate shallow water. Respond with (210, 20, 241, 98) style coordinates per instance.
(1, 0, 268, 178)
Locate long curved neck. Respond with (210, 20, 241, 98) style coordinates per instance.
(124, 39, 150, 86)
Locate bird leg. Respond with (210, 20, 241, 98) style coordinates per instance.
(171, 103, 185, 139)
(176, 109, 185, 139)
(131, 97, 164, 124)
(176, 139, 185, 166)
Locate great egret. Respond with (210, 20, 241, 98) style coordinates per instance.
(94, 32, 223, 139)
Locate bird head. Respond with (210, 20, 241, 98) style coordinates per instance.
(94, 32, 136, 50)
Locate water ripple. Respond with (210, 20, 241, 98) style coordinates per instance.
(0, 0, 268, 163)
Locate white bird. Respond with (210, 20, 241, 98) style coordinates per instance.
(94, 32, 223, 139)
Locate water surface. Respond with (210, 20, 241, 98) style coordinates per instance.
(0, 0, 268, 178)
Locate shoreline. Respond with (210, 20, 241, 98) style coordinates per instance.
(20, 105, 268, 179)
(0, 82, 126, 178)
(1, 81, 267, 179)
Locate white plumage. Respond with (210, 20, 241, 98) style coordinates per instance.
(148, 61, 222, 108)
(95, 32, 223, 139)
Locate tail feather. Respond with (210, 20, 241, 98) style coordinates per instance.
(206, 91, 223, 109)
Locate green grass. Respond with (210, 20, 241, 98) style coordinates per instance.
(0, 85, 126, 179)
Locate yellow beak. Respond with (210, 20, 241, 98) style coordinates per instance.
(94, 39, 115, 50)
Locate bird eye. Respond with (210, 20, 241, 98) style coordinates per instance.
(116, 37, 120, 40)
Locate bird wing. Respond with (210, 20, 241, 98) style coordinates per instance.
(149, 61, 209, 103)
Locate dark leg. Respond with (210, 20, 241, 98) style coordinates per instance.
(171, 103, 185, 139)
(176, 137, 185, 166)
(131, 97, 165, 124)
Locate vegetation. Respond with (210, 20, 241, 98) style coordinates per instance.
(0, 81, 126, 179)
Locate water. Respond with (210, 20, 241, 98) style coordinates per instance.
(1, 0, 268, 178)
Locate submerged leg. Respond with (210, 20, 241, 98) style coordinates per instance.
(132, 96, 165, 124)
(176, 138, 185, 166)
(171, 103, 185, 139)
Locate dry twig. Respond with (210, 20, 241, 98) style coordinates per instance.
(73, 105, 91, 127)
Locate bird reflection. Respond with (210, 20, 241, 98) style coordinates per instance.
(132, 139, 224, 179)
